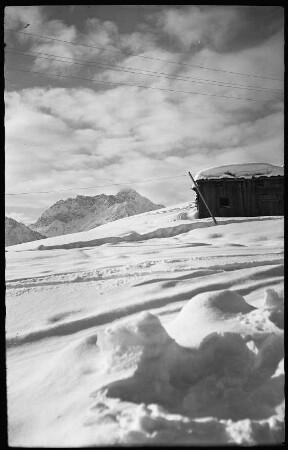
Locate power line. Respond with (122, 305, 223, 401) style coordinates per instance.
(5, 27, 283, 82)
(5, 67, 282, 104)
(6, 48, 283, 95)
(5, 174, 187, 196)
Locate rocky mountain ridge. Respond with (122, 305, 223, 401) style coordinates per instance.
(5, 217, 45, 247)
(30, 188, 164, 237)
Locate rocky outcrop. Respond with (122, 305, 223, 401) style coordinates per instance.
(5, 217, 46, 247)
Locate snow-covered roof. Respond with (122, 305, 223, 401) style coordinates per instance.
(194, 163, 284, 181)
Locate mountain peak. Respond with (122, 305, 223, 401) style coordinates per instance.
(30, 190, 164, 238)
(5, 216, 45, 247)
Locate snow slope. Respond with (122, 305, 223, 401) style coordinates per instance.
(5, 201, 284, 446)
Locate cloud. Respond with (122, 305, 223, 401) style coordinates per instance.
(5, 211, 35, 225)
(5, 79, 283, 220)
(4, 6, 284, 221)
(5, 7, 125, 77)
(5, 5, 45, 29)
(155, 6, 283, 54)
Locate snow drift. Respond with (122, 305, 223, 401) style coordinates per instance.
(88, 289, 284, 445)
(7, 289, 284, 447)
(6, 202, 284, 446)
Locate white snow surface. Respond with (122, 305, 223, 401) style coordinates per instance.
(6, 201, 284, 446)
(194, 163, 284, 180)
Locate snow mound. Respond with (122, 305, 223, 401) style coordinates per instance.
(88, 292, 284, 444)
(183, 289, 255, 314)
(7, 287, 284, 446)
(175, 210, 199, 221)
(263, 288, 284, 330)
(194, 163, 284, 181)
(264, 288, 283, 309)
(166, 290, 256, 347)
(30, 334, 100, 390)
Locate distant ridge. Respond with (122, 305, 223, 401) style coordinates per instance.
(5, 216, 46, 246)
(30, 188, 164, 237)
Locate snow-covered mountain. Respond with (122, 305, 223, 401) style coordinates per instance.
(30, 188, 164, 237)
(5, 216, 45, 247)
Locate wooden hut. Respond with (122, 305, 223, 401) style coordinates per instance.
(193, 163, 284, 218)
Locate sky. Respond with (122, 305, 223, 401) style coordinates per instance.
(4, 5, 284, 224)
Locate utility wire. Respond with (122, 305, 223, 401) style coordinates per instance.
(5, 27, 284, 81)
(5, 175, 187, 196)
(5, 67, 282, 104)
(6, 48, 283, 94)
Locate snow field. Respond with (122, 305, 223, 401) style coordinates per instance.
(5, 203, 284, 446)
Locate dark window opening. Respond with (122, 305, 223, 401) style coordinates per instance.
(219, 197, 230, 208)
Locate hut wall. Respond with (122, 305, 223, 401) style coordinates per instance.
(196, 176, 284, 218)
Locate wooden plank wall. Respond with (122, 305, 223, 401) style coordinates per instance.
(196, 177, 284, 218)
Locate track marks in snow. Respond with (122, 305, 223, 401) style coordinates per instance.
(134, 258, 283, 287)
(6, 263, 283, 348)
(6, 254, 283, 291)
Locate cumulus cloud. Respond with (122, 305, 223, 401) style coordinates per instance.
(4, 6, 284, 221)
(154, 6, 283, 54)
(5, 7, 126, 78)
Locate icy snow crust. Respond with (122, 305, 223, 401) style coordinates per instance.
(6, 202, 284, 446)
(194, 163, 284, 181)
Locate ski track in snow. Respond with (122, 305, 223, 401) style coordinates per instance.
(5, 205, 284, 446)
(6, 262, 283, 346)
